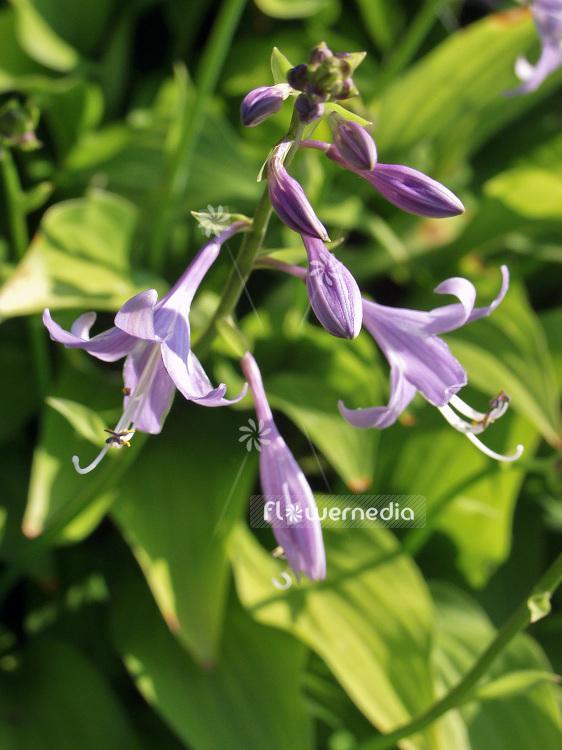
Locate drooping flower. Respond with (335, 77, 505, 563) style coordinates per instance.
(240, 351, 326, 581)
(267, 141, 329, 240)
(302, 234, 362, 339)
(240, 84, 292, 127)
(301, 139, 465, 219)
(43, 221, 249, 474)
(506, 1, 562, 96)
(338, 266, 524, 462)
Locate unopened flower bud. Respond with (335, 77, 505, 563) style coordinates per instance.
(287, 64, 309, 91)
(309, 41, 333, 66)
(329, 114, 377, 171)
(295, 94, 325, 124)
(240, 84, 292, 127)
(303, 235, 362, 339)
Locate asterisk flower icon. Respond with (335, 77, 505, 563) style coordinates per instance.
(285, 503, 303, 524)
(193, 205, 231, 237)
(239, 418, 272, 452)
(309, 258, 334, 287)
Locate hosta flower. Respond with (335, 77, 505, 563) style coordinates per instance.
(267, 141, 329, 240)
(240, 84, 292, 127)
(302, 139, 464, 219)
(240, 351, 326, 581)
(327, 112, 377, 171)
(302, 234, 362, 339)
(507, 1, 562, 96)
(339, 266, 524, 462)
(44, 221, 249, 474)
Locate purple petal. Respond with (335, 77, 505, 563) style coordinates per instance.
(43, 308, 137, 362)
(466, 265, 509, 323)
(329, 116, 377, 171)
(268, 143, 329, 241)
(364, 164, 465, 218)
(115, 289, 162, 341)
(506, 44, 562, 96)
(303, 235, 362, 339)
(339, 368, 417, 429)
(241, 84, 291, 127)
(123, 344, 175, 433)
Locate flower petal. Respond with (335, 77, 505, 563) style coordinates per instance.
(339, 368, 417, 429)
(115, 289, 162, 341)
(43, 308, 137, 362)
(123, 345, 175, 434)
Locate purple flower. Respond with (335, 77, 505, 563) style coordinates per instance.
(44, 222, 249, 474)
(240, 84, 292, 127)
(267, 141, 329, 240)
(301, 140, 464, 219)
(240, 351, 326, 582)
(302, 235, 362, 339)
(506, 1, 562, 96)
(339, 266, 524, 462)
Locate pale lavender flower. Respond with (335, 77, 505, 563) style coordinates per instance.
(267, 141, 329, 240)
(302, 235, 362, 339)
(506, 1, 562, 96)
(43, 222, 249, 474)
(339, 266, 524, 462)
(301, 140, 464, 219)
(240, 351, 326, 582)
(240, 84, 292, 127)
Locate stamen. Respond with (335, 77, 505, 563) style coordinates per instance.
(465, 433, 524, 463)
(72, 344, 162, 475)
(272, 571, 293, 590)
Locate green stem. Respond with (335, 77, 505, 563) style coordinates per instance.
(358, 553, 562, 750)
(148, 0, 247, 270)
(0, 148, 50, 396)
(194, 115, 306, 357)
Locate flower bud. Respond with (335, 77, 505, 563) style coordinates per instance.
(302, 235, 362, 339)
(295, 93, 325, 124)
(267, 143, 329, 240)
(309, 41, 333, 66)
(328, 113, 377, 171)
(365, 164, 465, 218)
(240, 84, 291, 127)
(287, 63, 309, 91)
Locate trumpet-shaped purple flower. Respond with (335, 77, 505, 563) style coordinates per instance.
(339, 266, 524, 462)
(241, 351, 326, 582)
(240, 84, 292, 127)
(267, 141, 329, 241)
(44, 222, 249, 474)
(506, 1, 562, 96)
(301, 139, 464, 219)
(302, 235, 362, 339)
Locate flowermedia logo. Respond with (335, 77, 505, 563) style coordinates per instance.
(239, 418, 272, 452)
(252, 494, 426, 528)
(193, 205, 231, 237)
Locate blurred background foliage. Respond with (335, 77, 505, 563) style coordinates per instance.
(0, 0, 561, 748)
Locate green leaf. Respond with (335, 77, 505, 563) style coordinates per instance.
(0, 636, 141, 749)
(373, 11, 552, 162)
(323, 102, 372, 128)
(111, 573, 313, 750)
(46, 397, 108, 447)
(354, 0, 403, 53)
(540, 308, 562, 395)
(466, 670, 561, 704)
(271, 46, 294, 84)
(253, 0, 335, 20)
(111, 400, 258, 663)
(485, 167, 562, 219)
(9, 0, 79, 71)
(230, 523, 451, 749)
(0, 188, 163, 320)
(431, 583, 562, 749)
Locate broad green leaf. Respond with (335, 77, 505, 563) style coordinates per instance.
(46, 397, 108, 447)
(0, 636, 140, 749)
(111, 400, 258, 662)
(540, 308, 562, 393)
(373, 10, 552, 162)
(324, 102, 372, 127)
(354, 0, 404, 53)
(230, 523, 450, 750)
(0, 327, 41, 443)
(448, 279, 562, 447)
(111, 574, 312, 750)
(485, 167, 562, 219)
(9, 0, 79, 71)
(431, 583, 562, 749)
(0, 189, 162, 320)
(22, 362, 131, 542)
(253, 0, 336, 19)
(374, 403, 538, 587)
